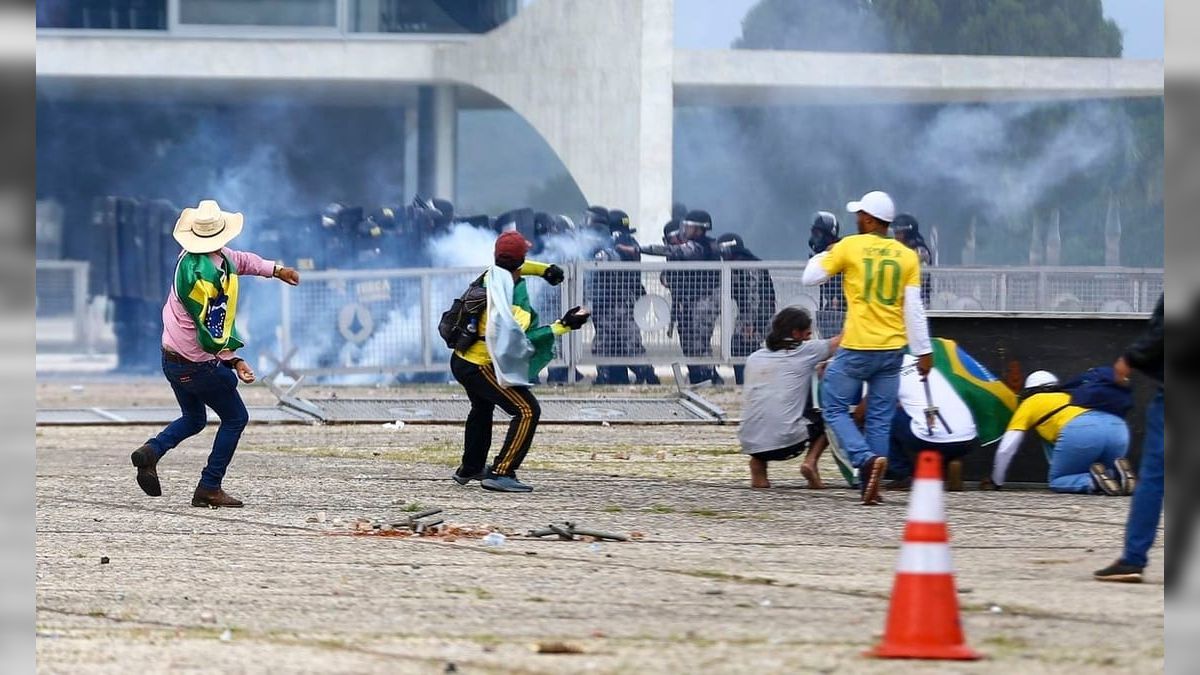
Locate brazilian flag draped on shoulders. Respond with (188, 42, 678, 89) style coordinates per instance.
(175, 251, 243, 354)
(930, 337, 1017, 445)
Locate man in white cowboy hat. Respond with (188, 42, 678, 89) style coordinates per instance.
(130, 199, 300, 507)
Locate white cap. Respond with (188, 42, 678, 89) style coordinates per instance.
(846, 191, 896, 223)
(1023, 370, 1058, 389)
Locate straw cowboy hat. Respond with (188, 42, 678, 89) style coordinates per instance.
(173, 199, 244, 254)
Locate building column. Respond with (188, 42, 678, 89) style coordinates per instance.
(416, 84, 457, 201)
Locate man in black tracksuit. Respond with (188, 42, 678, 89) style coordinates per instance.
(630, 209, 722, 385)
(716, 233, 776, 385)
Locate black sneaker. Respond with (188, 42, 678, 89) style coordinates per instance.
(1090, 463, 1122, 496)
(480, 474, 533, 493)
(130, 444, 162, 497)
(860, 456, 887, 505)
(1114, 457, 1137, 496)
(1094, 560, 1144, 583)
(451, 466, 487, 486)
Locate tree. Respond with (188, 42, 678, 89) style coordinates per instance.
(690, 0, 1162, 267)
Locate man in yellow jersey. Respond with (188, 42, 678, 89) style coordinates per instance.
(990, 371, 1131, 494)
(802, 191, 932, 505)
(450, 231, 590, 493)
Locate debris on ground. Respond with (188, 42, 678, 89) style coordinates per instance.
(99, 556, 109, 565)
(527, 522, 629, 542)
(534, 641, 584, 654)
(481, 532, 506, 547)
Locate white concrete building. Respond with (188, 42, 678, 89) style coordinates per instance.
(37, 0, 1164, 232)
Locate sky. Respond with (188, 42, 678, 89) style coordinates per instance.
(673, 0, 1164, 59)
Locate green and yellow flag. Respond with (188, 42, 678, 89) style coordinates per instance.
(930, 337, 1017, 445)
(175, 252, 243, 354)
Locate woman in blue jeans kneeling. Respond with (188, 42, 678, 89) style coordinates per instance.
(990, 371, 1133, 494)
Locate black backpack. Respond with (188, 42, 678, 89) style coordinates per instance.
(438, 274, 487, 351)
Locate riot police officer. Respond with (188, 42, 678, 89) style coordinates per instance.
(717, 233, 776, 385)
(589, 210, 659, 385)
(631, 209, 722, 385)
(891, 213, 933, 306)
(809, 211, 845, 339)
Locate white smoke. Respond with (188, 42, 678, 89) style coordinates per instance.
(910, 101, 1130, 220)
(425, 222, 496, 268)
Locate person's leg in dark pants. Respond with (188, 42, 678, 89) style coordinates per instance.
(1123, 390, 1165, 571)
(193, 365, 249, 491)
(478, 365, 541, 476)
(451, 355, 496, 480)
(887, 407, 917, 484)
(452, 357, 542, 491)
(132, 357, 209, 497)
(148, 360, 210, 457)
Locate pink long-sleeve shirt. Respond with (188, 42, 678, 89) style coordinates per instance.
(161, 247, 276, 363)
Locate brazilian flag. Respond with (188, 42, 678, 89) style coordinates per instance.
(930, 337, 1016, 445)
(175, 252, 244, 354)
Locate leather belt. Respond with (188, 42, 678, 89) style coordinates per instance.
(162, 348, 198, 365)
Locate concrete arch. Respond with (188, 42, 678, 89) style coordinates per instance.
(439, 0, 675, 234)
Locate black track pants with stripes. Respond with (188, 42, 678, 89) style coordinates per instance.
(450, 354, 542, 477)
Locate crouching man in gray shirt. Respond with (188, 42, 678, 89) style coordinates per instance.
(739, 307, 840, 488)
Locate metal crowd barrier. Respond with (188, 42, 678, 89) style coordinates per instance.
(273, 266, 572, 381)
(268, 262, 1161, 383)
(35, 259, 91, 350)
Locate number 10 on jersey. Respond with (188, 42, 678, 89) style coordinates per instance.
(862, 258, 902, 305)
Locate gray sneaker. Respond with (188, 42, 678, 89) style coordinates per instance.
(452, 466, 487, 485)
(481, 474, 534, 493)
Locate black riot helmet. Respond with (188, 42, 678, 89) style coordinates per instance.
(680, 210, 712, 240)
(607, 209, 633, 235)
(891, 213, 932, 263)
(663, 221, 682, 245)
(809, 211, 840, 254)
(584, 205, 609, 230)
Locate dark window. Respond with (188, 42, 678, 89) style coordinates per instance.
(37, 0, 167, 30)
(352, 0, 518, 34)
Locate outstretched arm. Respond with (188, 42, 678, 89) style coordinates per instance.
(991, 430, 1025, 487)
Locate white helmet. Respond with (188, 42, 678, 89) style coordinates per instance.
(1023, 370, 1059, 389)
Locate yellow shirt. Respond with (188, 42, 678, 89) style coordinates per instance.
(457, 304, 534, 366)
(820, 234, 921, 350)
(454, 261, 564, 367)
(1006, 392, 1088, 443)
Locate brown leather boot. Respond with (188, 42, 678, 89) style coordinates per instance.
(192, 484, 244, 508)
(130, 444, 162, 497)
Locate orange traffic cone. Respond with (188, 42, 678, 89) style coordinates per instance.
(868, 451, 981, 660)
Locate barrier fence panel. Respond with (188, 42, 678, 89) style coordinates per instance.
(270, 262, 1160, 383)
(36, 260, 90, 349)
(276, 266, 571, 381)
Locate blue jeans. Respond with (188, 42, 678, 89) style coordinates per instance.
(146, 354, 249, 489)
(820, 348, 904, 468)
(1122, 390, 1164, 567)
(1049, 411, 1129, 494)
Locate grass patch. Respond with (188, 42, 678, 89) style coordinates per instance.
(689, 508, 719, 517)
(401, 502, 425, 512)
(982, 635, 1031, 650)
(649, 504, 675, 514)
(602, 505, 624, 513)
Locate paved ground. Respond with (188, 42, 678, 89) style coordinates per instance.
(36, 383, 1164, 674)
